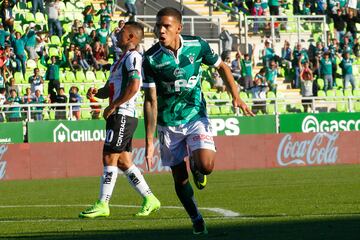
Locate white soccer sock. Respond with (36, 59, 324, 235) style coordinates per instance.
(124, 165, 152, 198)
(99, 166, 118, 203)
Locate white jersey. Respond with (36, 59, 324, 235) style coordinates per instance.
(108, 50, 142, 117)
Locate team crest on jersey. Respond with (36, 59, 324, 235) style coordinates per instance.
(187, 53, 196, 64)
(173, 68, 186, 78)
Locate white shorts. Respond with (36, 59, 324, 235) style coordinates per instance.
(157, 117, 216, 167)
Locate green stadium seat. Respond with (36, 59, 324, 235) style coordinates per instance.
(48, 47, 59, 57)
(335, 78, 343, 89)
(209, 106, 221, 115)
(105, 71, 110, 79)
(81, 110, 92, 120)
(317, 78, 324, 90)
(336, 102, 347, 112)
(75, 71, 86, 83)
(353, 89, 360, 97)
(220, 105, 232, 115)
(35, 12, 46, 27)
(219, 92, 230, 101)
(24, 71, 32, 83)
(266, 104, 275, 115)
(26, 59, 37, 70)
(344, 89, 353, 97)
(95, 71, 106, 82)
(50, 35, 61, 46)
(294, 103, 304, 113)
(86, 71, 97, 82)
(65, 71, 76, 83)
(24, 12, 35, 23)
(14, 72, 24, 84)
(354, 102, 360, 112)
(201, 80, 211, 91)
(335, 89, 344, 97)
(326, 90, 335, 101)
(317, 90, 326, 98)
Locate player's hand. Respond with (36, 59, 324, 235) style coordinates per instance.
(233, 97, 255, 116)
(103, 105, 115, 119)
(145, 141, 154, 171)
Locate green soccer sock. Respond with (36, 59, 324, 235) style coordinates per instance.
(175, 181, 201, 220)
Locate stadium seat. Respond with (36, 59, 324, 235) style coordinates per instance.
(266, 104, 275, 115)
(326, 90, 335, 101)
(50, 35, 62, 46)
(85, 71, 97, 82)
(335, 78, 343, 89)
(75, 71, 86, 83)
(317, 78, 324, 90)
(48, 47, 59, 57)
(14, 72, 25, 84)
(353, 89, 360, 97)
(335, 90, 344, 97)
(219, 92, 230, 101)
(65, 71, 76, 83)
(220, 105, 232, 115)
(354, 102, 360, 112)
(95, 71, 106, 82)
(81, 110, 92, 120)
(75, 1, 85, 9)
(35, 12, 46, 26)
(24, 12, 35, 23)
(344, 89, 353, 97)
(317, 90, 326, 98)
(26, 59, 37, 70)
(201, 80, 211, 91)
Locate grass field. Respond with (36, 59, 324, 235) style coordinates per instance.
(0, 165, 360, 240)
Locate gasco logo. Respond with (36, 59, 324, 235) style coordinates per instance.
(302, 115, 360, 133)
(277, 132, 339, 166)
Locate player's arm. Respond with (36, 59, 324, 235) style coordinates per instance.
(216, 61, 254, 116)
(143, 56, 157, 171)
(92, 80, 110, 99)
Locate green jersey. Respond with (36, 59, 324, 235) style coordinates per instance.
(320, 58, 333, 75)
(241, 59, 252, 77)
(339, 58, 353, 75)
(143, 35, 220, 126)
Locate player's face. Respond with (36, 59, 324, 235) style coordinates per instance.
(117, 25, 131, 50)
(155, 16, 182, 48)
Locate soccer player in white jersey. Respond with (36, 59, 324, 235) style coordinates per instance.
(79, 21, 160, 218)
(142, 7, 254, 234)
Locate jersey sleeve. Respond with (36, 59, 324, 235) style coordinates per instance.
(142, 56, 156, 88)
(125, 51, 142, 81)
(199, 37, 221, 68)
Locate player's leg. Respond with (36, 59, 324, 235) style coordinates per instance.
(171, 162, 207, 235)
(117, 151, 160, 216)
(79, 152, 119, 218)
(186, 117, 216, 190)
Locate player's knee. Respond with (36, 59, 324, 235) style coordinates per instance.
(198, 161, 214, 175)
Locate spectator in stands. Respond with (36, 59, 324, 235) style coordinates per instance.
(5, 88, 21, 122)
(344, 10, 358, 39)
(302, 2, 311, 16)
(0, 0, 15, 32)
(22, 87, 33, 104)
(268, 0, 279, 15)
(240, 45, 255, 90)
(0, 24, 10, 48)
(83, 4, 95, 26)
(96, 21, 110, 46)
(231, 51, 242, 84)
(251, 67, 268, 97)
(318, 52, 334, 90)
(293, 0, 301, 15)
(266, 60, 278, 93)
(219, 27, 232, 59)
(74, 46, 90, 71)
(29, 68, 44, 94)
(340, 35, 353, 54)
(74, 27, 90, 50)
(252, 0, 264, 33)
(41, 52, 66, 102)
(262, 39, 275, 68)
(88, 30, 99, 46)
(332, 8, 346, 41)
(31, 89, 46, 121)
(66, 43, 77, 71)
(353, 38, 359, 57)
(212, 69, 226, 92)
(83, 45, 97, 70)
(25, 24, 38, 61)
(85, 21, 96, 35)
(338, 51, 355, 91)
(31, 0, 44, 16)
(125, 0, 137, 21)
(292, 43, 309, 88)
(35, 31, 48, 58)
(300, 61, 314, 112)
(110, 20, 125, 60)
(0, 88, 6, 122)
(69, 86, 82, 120)
(92, 41, 110, 70)
(10, 32, 27, 75)
(86, 87, 101, 119)
(5, 77, 20, 98)
(106, 0, 114, 15)
(47, 0, 63, 38)
(54, 87, 67, 120)
(315, 0, 326, 15)
(0, 68, 7, 90)
(281, 40, 292, 71)
(96, 2, 112, 30)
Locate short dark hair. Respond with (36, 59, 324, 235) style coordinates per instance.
(156, 7, 182, 23)
(125, 21, 144, 40)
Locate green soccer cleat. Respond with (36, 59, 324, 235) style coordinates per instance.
(193, 218, 208, 235)
(190, 157, 207, 190)
(135, 194, 161, 217)
(79, 200, 110, 218)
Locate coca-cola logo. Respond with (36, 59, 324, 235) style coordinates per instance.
(277, 133, 339, 166)
(0, 145, 8, 180)
(132, 140, 170, 173)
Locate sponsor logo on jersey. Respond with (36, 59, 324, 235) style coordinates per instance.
(173, 68, 186, 78)
(155, 61, 171, 68)
(192, 134, 214, 142)
(277, 132, 339, 166)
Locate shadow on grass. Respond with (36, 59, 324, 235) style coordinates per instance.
(2, 216, 360, 240)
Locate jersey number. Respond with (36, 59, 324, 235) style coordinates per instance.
(174, 76, 197, 92)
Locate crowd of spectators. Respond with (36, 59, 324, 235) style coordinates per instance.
(0, 0, 132, 122)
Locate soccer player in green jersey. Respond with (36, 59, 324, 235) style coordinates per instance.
(142, 7, 254, 234)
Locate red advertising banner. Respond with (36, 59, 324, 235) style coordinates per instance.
(1, 132, 359, 180)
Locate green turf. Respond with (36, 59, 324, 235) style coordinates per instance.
(1, 165, 360, 240)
